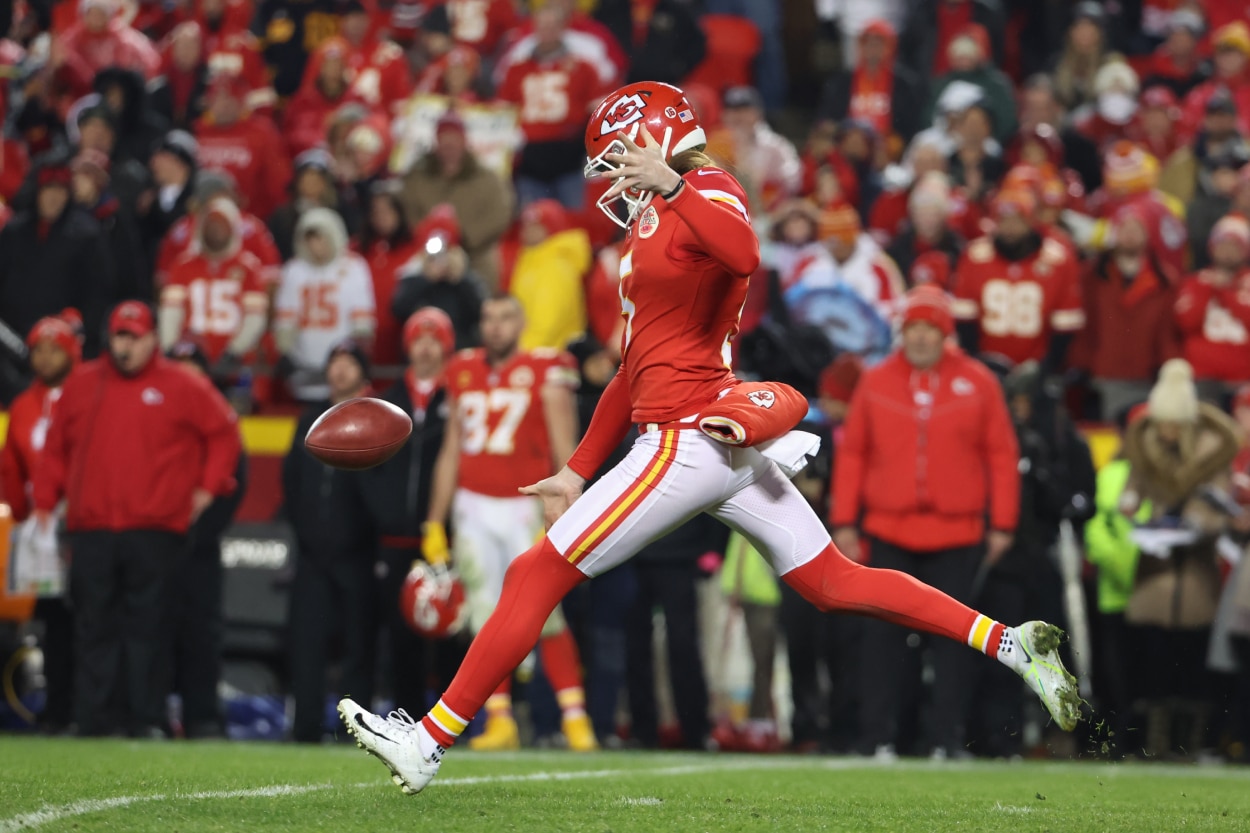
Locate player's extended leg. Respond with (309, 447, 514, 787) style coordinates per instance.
(708, 449, 1081, 735)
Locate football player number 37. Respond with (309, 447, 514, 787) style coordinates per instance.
(981, 280, 1043, 338)
(460, 389, 531, 454)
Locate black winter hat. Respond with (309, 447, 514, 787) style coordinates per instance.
(326, 338, 371, 380)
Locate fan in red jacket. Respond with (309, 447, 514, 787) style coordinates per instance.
(196, 0, 277, 115)
(493, 0, 625, 89)
(1179, 23, 1250, 143)
(155, 170, 282, 287)
(56, 0, 162, 93)
(831, 285, 1020, 555)
(951, 188, 1085, 369)
(445, 0, 519, 57)
(335, 0, 413, 114)
(1173, 214, 1250, 383)
(33, 301, 241, 535)
(414, 44, 484, 102)
(355, 182, 424, 365)
(0, 314, 81, 522)
(158, 196, 270, 366)
(194, 74, 292, 220)
(284, 38, 360, 157)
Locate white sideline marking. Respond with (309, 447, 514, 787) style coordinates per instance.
(992, 802, 1035, 814)
(617, 796, 664, 807)
(0, 761, 767, 832)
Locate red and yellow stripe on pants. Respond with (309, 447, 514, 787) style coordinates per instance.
(564, 430, 680, 567)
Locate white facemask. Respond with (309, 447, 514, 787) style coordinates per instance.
(1098, 91, 1138, 125)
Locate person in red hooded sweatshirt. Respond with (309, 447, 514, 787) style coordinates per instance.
(284, 38, 361, 158)
(355, 180, 424, 365)
(33, 301, 242, 737)
(819, 20, 924, 147)
(414, 44, 484, 102)
(55, 0, 161, 96)
(1180, 22, 1250, 143)
(335, 0, 412, 115)
(0, 311, 83, 732)
(196, 0, 276, 115)
(194, 73, 292, 220)
(1173, 213, 1250, 395)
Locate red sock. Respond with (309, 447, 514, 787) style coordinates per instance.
(421, 538, 587, 747)
(783, 543, 982, 645)
(539, 628, 585, 694)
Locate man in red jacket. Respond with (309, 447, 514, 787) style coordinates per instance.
(194, 74, 292, 220)
(33, 301, 242, 737)
(831, 285, 1020, 759)
(1173, 213, 1250, 394)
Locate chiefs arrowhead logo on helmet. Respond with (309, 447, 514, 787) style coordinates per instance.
(400, 562, 467, 638)
(600, 93, 648, 134)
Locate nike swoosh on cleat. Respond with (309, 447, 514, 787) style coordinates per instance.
(354, 713, 396, 744)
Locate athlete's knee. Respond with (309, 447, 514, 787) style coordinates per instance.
(500, 537, 586, 597)
(781, 543, 865, 613)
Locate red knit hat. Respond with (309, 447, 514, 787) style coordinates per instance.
(1209, 213, 1250, 254)
(900, 285, 954, 335)
(403, 307, 455, 357)
(26, 311, 83, 363)
(415, 203, 462, 249)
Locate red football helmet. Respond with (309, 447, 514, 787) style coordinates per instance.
(399, 562, 467, 638)
(584, 81, 707, 228)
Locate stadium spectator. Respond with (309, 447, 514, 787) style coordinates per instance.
(355, 181, 422, 365)
(1180, 22, 1250, 142)
(947, 98, 1003, 205)
(158, 196, 269, 377)
(952, 188, 1085, 370)
(283, 339, 375, 743)
(269, 149, 347, 261)
(925, 24, 1017, 145)
(713, 542, 781, 753)
(1160, 91, 1247, 208)
(1186, 141, 1250, 269)
(193, 73, 291, 221)
(165, 339, 248, 739)
(355, 309, 465, 713)
(0, 313, 82, 732)
(93, 67, 169, 167)
(274, 207, 377, 401)
(333, 0, 413, 115)
(70, 148, 148, 298)
(414, 44, 484, 100)
(390, 205, 483, 352)
(0, 159, 114, 356)
(283, 39, 358, 158)
(446, 0, 518, 57)
(1136, 87, 1185, 172)
(506, 199, 589, 351)
(818, 203, 905, 321)
(615, 0, 706, 87)
(254, 0, 343, 97)
(718, 86, 801, 209)
(138, 130, 197, 262)
(886, 172, 965, 289)
(150, 22, 210, 130)
(33, 300, 241, 737)
(55, 0, 162, 93)
(832, 285, 1020, 760)
(819, 20, 922, 145)
(1015, 73, 1102, 192)
(1077, 204, 1181, 421)
(1051, 2, 1114, 112)
(1072, 59, 1142, 152)
(1120, 359, 1241, 757)
(899, 0, 1006, 80)
(197, 0, 277, 115)
(1173, 215, 1250, 395)
(495, 5, 605, 209)
(71, 100, 150, 213)
(493, 0, 626, 90)
(798, 120, 860, 212)
(398, 111, 513, 289)
(1140, 10, 1209, 100)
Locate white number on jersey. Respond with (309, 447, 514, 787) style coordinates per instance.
(188, 279, 242, 335)
(459, 388, 533, 455)
(520, 71, 569, 123)
(981, 279, 1044, 338)
(450, 0, 489, 42)
(351, 68, 381, 105)
(1203, 303, 1249, 344)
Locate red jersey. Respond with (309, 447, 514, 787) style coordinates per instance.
(357, 235, 423, 365)
(193, 115, 292, 220)
(203, 27, 276, 113)
(0, 381, 63, 521)
(1173, 269, 1250, 382)
(161, 249, 269, 361)
(156, 211, 282, 287)
(496, 53, 605, 144)
(446, 0, 519, 55)
(951, 235, 1086, 365)
(447, 347, 578, 496)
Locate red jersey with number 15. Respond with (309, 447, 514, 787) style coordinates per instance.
(619, 167, 756, 422)
(447, 347, 579, 497)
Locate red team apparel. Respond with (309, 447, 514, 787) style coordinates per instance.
(156, 210, 282, 287)
(496, 53, 606, 145)
(161, 248, 269, 361)
(951, 235, 1086, 365)
(0, 380, 64, 521)
(1173, 269, 1250, 381)
(194, 107, 292, 220)
(446, 0, 519, 55)
(446, 348, 579, 497)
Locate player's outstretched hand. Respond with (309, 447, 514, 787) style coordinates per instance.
(520, 466, 586, 529)
(603, 125, 683, 199)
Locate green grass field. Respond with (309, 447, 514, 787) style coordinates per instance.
(3, 738, 1250, 832)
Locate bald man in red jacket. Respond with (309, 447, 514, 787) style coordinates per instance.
(831, 285, 1020, 759)
(34, 301, 242, 737)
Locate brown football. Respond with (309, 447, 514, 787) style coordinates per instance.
(304, 397, 412, 470)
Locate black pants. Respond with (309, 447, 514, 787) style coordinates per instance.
(964, 572, 1029, 757)
(779, 582, 861, 752)
(1234, 637, 1250, 763)
(69, 529, 185, 736)
(167, 529, 226, 735)
(625, 561, 709, 748)
(1093, 611, 1135, 756)
(859, 538, 982, 754)
(287, 553, 374, 742)
(33, 596, 74, 729)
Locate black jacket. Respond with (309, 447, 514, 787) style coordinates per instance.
(899, 0, 1006, 87)
(282, 401, 374, 563)
(390, 268, 484, 350)
(0, 207, 115, 355)
(598, 0, 706, 87)
(886, 225, 965, 286)
(88, 197, 151, 301)
(358, 380, 449, 541)
(93, 67, 170, 166)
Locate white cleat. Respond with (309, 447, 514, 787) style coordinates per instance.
(337, 697, 443, 795)
(1011, 621, 1082, 732)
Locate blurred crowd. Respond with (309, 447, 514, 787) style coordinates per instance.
(0, 0, 1249, 761)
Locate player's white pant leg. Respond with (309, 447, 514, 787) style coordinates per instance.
(547, 429, 731, 578)
(706, 447, 832, 575)
(452, 490, 541, 632)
